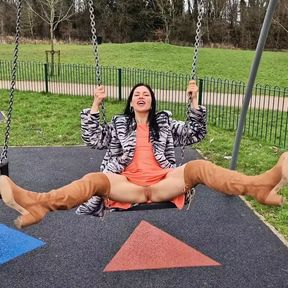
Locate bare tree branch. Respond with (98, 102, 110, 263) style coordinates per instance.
(54, 3, 75, 30)
(273, 18, 288, 33)
(24, 0, 49, 24)
(39, 0, 50, 19)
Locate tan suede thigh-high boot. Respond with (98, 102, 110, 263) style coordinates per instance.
(0, 172, 110, 228)
(184, 152, 288, 206)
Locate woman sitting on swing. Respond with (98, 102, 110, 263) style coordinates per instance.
(0, 81, 287, 229)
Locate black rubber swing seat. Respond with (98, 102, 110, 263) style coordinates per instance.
(0, 161, 9, 176)
(113, 201, 177, 212)
(126, 201, 177, 211)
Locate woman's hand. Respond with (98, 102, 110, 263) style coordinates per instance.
(94, 85, 106, 105)
(91, 85, 106, 113)
(187, 80, 199, 109)
(187, 80, 198, 99)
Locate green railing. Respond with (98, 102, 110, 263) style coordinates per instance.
(0, 60, 287, 148)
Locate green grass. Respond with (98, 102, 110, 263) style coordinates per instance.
(1, 42, 288, 87)
(0, 91, 123, 146)
(207, 105, 288, 148)
(0, 90, 287, 240)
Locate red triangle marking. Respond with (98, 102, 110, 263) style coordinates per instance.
(104, 220, 221, 272)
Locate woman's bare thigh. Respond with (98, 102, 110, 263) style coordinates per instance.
(149, 164, 187, 202)
(105, 173, 147, 203)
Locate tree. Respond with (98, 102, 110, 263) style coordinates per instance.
(154, 0, 180, 43)
(1, 0, 288, 50)
(0, 0, 17, 41)
(22, 1, 37, 38)
(270, 0, 288, 49)
(25, 0, 76, 73)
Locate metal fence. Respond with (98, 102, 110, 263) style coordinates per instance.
(1, 60, 288, 148)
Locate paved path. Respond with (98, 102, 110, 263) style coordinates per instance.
(1, 80, 288, 111)
(0, 146, 287, 288)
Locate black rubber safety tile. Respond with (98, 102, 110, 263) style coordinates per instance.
(0, 147, 287, 288)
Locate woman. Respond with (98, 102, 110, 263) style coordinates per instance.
(0, 81, 287, 229)
(78, 80, 207, 213)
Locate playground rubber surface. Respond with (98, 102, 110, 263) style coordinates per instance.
(0, 146, 287, 288)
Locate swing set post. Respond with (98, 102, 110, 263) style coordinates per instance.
(230, 0, 279, 170)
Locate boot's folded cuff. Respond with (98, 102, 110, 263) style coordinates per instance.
(183, 162, 194, 191)
(99, 173, 111, 199)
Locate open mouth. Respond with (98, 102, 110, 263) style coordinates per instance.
(137, 100, 146, 106)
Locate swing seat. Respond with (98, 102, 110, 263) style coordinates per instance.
(123, 201, 177, 211)
(0, 161, 9, 176)
(97, 36, 103, 44)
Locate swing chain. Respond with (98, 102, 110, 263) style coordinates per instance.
(179, 97, 191, 166)
(179, 0, 204, 167)
(0, 0, 22, 164)
(88, 0, 106, 125)
(191, 0, 204, 80)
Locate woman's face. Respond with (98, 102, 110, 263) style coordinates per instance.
(130, 85, 152, 113)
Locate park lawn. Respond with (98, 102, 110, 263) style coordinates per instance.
(0, 42, 287, 87)
(0, 90, 287, 241)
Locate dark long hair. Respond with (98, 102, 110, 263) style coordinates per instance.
(123, 83, 159, 140)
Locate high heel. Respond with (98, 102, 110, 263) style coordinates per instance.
(0, 176, 30, 215)
(184, 153, 288, 207)
(0, 173, 110, 228)
(14, 213, 40, 229)
(264, 163, 288, 206)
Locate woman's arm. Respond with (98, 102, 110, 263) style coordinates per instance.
(90, 85, 106, 114)
(171, 81, 207, 147)
(187, 80, 199, 110)
(81, 86, 113, 149)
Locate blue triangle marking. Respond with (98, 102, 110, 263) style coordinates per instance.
(0, 224, 45, 265)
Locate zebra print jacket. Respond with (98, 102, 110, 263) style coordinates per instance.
(80, 106, 207, 173)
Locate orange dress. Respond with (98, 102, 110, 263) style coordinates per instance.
(105, 124, 185, 209)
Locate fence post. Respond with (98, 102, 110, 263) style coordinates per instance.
(198, 78, 203, 105)
(118, 68, 122, 101)
(44, 63, 49, 93)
